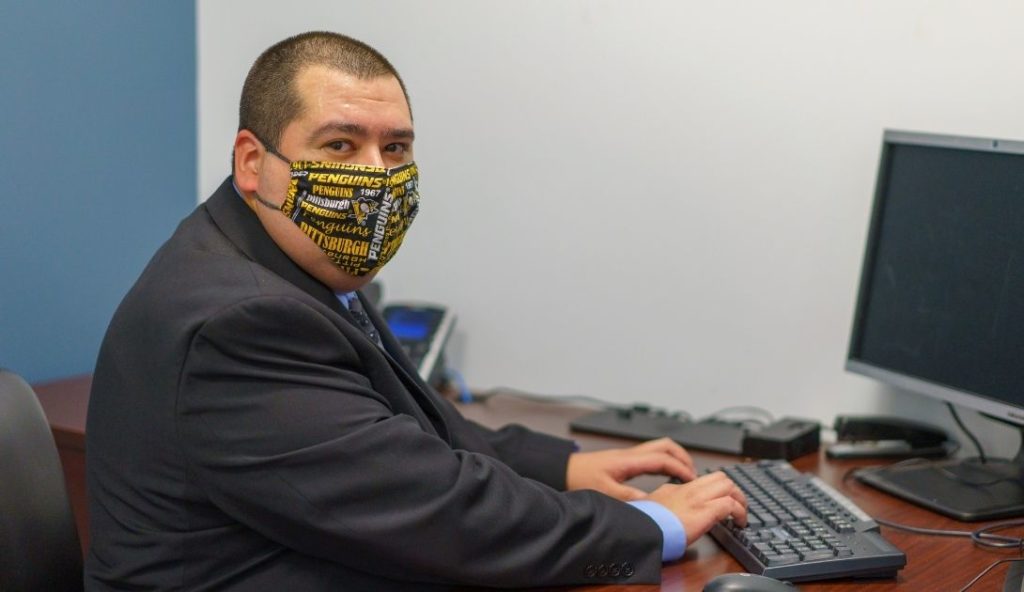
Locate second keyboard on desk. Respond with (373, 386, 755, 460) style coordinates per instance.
(709, 460, 906, 583)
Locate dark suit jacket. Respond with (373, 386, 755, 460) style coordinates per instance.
(85, 178, 662, 591)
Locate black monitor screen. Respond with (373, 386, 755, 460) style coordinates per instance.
(849, 133, 1024, 413)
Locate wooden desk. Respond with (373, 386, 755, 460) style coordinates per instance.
(33, 374, 91, 555)
(457, 396, 1020, 592)
(34, 375, 1020, 590)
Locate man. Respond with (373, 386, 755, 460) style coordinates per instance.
(86, 32, 746, 590)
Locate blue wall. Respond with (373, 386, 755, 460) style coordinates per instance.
(0, 1, 196, 383)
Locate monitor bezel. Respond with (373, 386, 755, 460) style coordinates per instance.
(845, 129, 1024, 428)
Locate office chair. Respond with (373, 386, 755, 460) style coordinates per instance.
(0, 369, 83, 592)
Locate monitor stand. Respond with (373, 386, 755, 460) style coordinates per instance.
(856, 423, 1024, 522)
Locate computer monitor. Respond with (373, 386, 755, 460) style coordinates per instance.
(846, 129, 1024, 521)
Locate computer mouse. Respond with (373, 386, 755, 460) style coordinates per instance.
(703, 572, 799, 592)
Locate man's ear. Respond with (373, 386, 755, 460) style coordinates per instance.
(233, 130, 263, 194)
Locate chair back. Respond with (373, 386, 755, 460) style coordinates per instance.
(0, 370, 83, 591)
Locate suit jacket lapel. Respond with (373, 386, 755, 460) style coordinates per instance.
(357, 291, 451, 443)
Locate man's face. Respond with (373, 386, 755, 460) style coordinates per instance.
(236, 65, 414, 292)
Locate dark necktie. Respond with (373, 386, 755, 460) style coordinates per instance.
(345, 294, 382, 346)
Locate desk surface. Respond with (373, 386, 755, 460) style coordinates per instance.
(35, 376, 1020, 591)
(456, 395, 1020, 592)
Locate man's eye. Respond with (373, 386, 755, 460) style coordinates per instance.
(326, 140, 352, 151)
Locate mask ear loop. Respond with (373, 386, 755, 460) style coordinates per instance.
(247, 130, 295, 213)
(250, 130, 291, 165)
(252, 191, 286, 212)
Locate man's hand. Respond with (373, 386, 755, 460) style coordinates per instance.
(647, 471, 748, 545)
(565, 438, 696, 501)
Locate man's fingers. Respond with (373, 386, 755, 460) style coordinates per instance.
(620, 452, 696, 482)
(697, 475, 748, 524)
(648, 471, 750, 545)
(704, 495, 748, 528)
(729, 482, 748, 508)
(730, 497, 749, 527)
(680, 473, 748, 524)
(683, 471, 741, 500)
(633, 438, 695, 471)
(691, 498, 749, 542)
(694, 471, 748, 507)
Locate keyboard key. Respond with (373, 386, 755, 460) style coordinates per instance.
(766, 553, 801, 566)
(753, 542, 774, 555)
(800, 549, 836, 562)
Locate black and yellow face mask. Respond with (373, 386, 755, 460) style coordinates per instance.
(254, 147, 419, 277)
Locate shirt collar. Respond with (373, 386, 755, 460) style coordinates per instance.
(336, 292, 356, 309)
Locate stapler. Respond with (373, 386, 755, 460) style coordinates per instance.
(826, 415, 956, 459)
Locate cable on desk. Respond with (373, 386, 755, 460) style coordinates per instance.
(873, 517, 1024, 550)
(848, 474, 1024, 589)
(471, 386, 619, 409)
(958, 558, 1024, 592)
(469, 387, 776, 427)
(969, 520, 1024, 550)
(704, 405, 774, 427)
(872, 516, 975, 540)
(444, 367, 473, 404)
(947, 402, 987, 464)
(842, 464, 1024, 550)
(840, 457, 932, 486)
(471, 387, 698, 423)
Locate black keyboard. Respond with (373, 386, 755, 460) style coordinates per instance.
(709, 460, 906, 582)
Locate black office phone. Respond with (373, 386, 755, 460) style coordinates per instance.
(381, 303, 456, 388)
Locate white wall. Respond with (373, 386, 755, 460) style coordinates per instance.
(199, 1, 1024, 457)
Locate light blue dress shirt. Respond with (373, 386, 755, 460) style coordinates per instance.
(336, 292, 358, 310)
(627, 500, 687, 562)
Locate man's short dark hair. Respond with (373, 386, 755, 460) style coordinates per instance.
(238, 31, 409, 158)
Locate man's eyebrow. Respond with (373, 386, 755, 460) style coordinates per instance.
(384, 127, 415, 141)
(307, 122, 415, 142)
(307, 122, 366, 142)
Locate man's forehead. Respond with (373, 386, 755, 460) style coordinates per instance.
(277, 65, 412, 150)
(293, 65, 409, 118)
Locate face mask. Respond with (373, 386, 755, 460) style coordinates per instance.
(253, 146, 419, 277)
